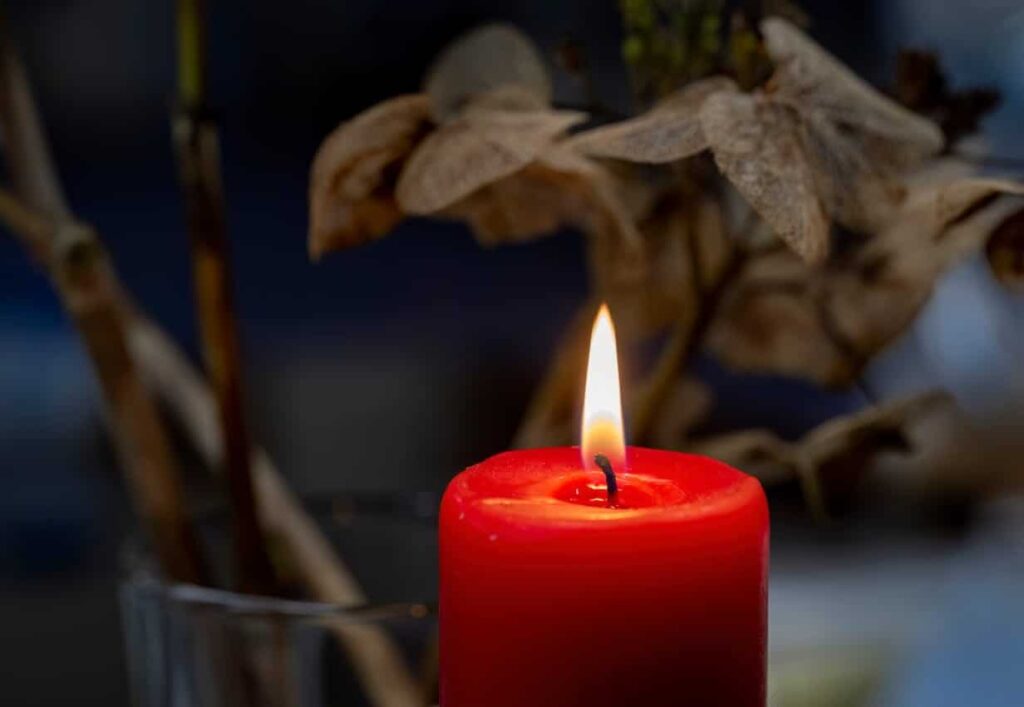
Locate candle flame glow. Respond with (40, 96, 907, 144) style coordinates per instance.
(581, 304, 625, 471)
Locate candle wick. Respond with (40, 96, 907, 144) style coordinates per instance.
(594, 454, 618, 507)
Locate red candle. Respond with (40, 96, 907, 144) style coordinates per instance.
(440, 306, 769, 706)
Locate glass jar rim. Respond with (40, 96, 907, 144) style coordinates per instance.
(121, 490, 439, 621)
(124, 571, 435, 621)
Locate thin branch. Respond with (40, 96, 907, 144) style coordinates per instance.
(629, 313, 695, 443)
(129, 319, 426, 707)
(0, 186, 50, 259)
(0, 21, 69, 220)
(632, 247, 745, 445)
(0, 57, 425, 707)
(629, 211, 704, 443)
(174, 0, 276, 593)
(0, 192, 207, 583)
(0, 27, 205, 583)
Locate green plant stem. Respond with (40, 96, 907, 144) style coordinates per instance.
(174, 0, 276, 593)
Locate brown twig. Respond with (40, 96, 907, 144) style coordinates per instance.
(628, 313, 696, 444)
(169, 6, 422, 703)
(2, 23, 423, 703)
(0, 21, 67, 221)
(0, 30, 205, 584)
(174, 0, 276, 594)
(0, 187, 49, 257)
(128, 319, 425, 707)
(0, 191, 206, 583)
(631, 234, 745, 445)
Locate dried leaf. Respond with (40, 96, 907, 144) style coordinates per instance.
(459, 84, 548, 114)
(395, 106, 585, 215)
(424, 24, 551, 122)
(706, 249, 855, 385)
(762, 17, 943, 164)
(569, 77, 737, 163)
(800, 390, 952, 515)
(986, 207, 1024, 290)
(537, 147, 646, 287)
(689, 391, 952, 517)
(601, 195, 695, 335)
(700, 91, 829, 263)
(708, 178, 1024, 386)
(894, 49, 1000, 146)
(795, 112, 907, 232)
(437, 144, 644, 291)
(308, 94, 432, 258)
(762, 17, 944, 232)
(864, 178, 1024, 284)
(599, 193, 731, 337)
(440, 155, 593, 245)
(933, 178, 1024, 226)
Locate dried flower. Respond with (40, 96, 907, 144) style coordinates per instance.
(308, 24, 642, 270)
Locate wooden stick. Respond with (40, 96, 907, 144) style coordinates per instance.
(0, 99, 426, 707)
(0, 192, 206, 583)
(173, 0, 276, 594)
(2, 16, 423, 701)
(628, 313, 696, 443)
(0, 33, 422, 703)
(0, 20, 67, 221)
(0, 32, 206, 584)
(631, 236, 744, 445)
(129, 319, 425, 706)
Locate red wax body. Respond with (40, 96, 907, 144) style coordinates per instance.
(440, 447, 768, 707)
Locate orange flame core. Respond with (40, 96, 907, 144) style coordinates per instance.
(581, 304, 626, 471)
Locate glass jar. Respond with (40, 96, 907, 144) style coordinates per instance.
(120, 493, 439, 707)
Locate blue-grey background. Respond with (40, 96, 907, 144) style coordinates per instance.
(1, 1, 1023, 704)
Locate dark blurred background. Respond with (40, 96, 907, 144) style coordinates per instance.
(1, 1, 1023, 704)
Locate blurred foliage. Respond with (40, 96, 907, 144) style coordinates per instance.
(893, 49, 1000, 147)
(618, 0, 806, 100)
(308, 16, 1024, 518)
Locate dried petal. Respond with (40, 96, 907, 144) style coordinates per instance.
(709, 178, 1024, 387)
(688, 391, 952, 516)
(700, 91, 829, 263)
(308, 94, 433, 258)
(424, 24, 551, 122)
(569, 77, 737, 163)
(800, 390, 952, 514)
(986, 207, 1024, 289)
(762, 17, 943, 162)
(395, 107, 585, 214)
(867, 178, 1024, 281)
(795, 112, 907, 232)
(437, 144, 644, 288)
(933, 178, 1024, 226)
(706, 250, 854, 385)
(602, 194, 695, 335)
(440, 159, 590, 245)
(761, 18, 943, 233)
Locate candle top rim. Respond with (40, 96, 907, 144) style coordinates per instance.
(445, 446, 765, 527)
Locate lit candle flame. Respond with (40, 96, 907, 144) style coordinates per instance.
(581, 304, 625, 471)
